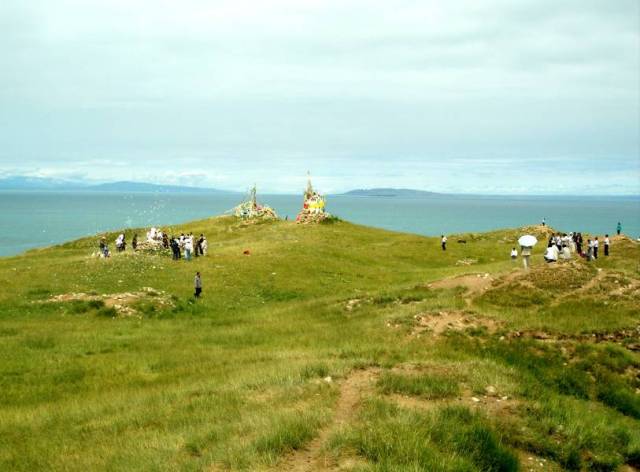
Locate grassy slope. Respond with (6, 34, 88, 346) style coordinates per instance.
(0, 217, 639, 471)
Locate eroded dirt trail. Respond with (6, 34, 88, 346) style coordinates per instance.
(280, 369, 378, 471)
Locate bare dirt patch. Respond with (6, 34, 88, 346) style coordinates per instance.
(411, 311, 500, 337)
(48, 287, 173, 317)
(427, 273, 494, 306)
(280, 368, 379, 472)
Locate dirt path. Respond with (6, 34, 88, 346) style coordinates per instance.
(280, 369, 378, 471)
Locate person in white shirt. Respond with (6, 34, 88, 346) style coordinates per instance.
(115, 233, 125, 252)
(586, 239, 594, 261)
(604, 234, 610, 256)
(201, 237, 208, 256)
(441, 235, 447, 251)
(544, 245, 559, 263)
(184, 236, 193, 261)
(510, 248, 518, 260)
(593, 237, 599, 259)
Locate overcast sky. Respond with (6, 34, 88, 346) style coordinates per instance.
(0, 0, 638, 194)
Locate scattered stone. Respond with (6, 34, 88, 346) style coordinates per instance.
(485, 385, 497, 396)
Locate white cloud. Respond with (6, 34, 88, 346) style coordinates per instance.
(0, 0, 638, 194)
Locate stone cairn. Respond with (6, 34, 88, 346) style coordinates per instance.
(232, 185, 278, 221)
(296, 175, 330, 223)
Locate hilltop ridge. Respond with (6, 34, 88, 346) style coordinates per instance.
(0, 217, 639, 471)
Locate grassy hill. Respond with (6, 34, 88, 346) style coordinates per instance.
(0, 217, 639, 471)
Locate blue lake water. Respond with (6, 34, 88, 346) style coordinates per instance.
(0, 191, 638, 257)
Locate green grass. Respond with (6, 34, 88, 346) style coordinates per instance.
(0, 217, 638, 470)
(377, 371, 460, 399)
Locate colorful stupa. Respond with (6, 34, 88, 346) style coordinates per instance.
(232, 185, 278, 220)
(296, 174, 329, 223)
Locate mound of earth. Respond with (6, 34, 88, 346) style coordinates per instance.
(48, 287, 173, 317)
(411, 311, 500, 336)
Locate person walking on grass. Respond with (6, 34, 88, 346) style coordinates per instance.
(441, 235, 447, 251)
(593, 237, 599, 259)
(617, 222, 622, 235)
(604, 234, 610, 256)
(194, 272, 202, 298)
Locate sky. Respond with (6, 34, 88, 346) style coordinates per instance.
(0, 0, 638, 194)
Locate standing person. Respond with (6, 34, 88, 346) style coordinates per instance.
(586, 239, 594, 261)
(201, 236, 208, 256)
(510, 247, 518, 260)
(593, 237, 599, 259)
(162, 233, 169, 249)
(441, 235, 447, 251)
(170, 236, 180, 260)
(604, 235, 610, 256)
(99, 237, 110, 258)
(115, 234, 124, 252)
(132, 234, 138, 251)
(555, 234, 562, 252)
(194, 272, 202, 298)
(197, 234, 205, 256)
(617, 222, 622, 235)
(184, 236, 193, 261)
(576, 233, 583, 256)
(521, 245, 531, 270)
(541, 217, 546, 227)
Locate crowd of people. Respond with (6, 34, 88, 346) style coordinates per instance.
(540, 232, 612, 263)
(169, 233, 207, 260)
(98, 228, 208, 261)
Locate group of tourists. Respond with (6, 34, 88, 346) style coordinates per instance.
(169, 233, 207, 261)
(98, 229, 208, 261)
(541, 232, 612, 263)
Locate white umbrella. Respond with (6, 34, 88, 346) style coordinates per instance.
(518, 235, 538, 247)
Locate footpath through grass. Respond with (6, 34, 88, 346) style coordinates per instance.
(0, 217, 638, 471)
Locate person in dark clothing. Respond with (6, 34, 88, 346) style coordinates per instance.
(617, 222, 622, 235)
(576, 233, 583, 256)
(132, 234, 138, 251)
(162, 233, 169, 249)
(170, 236, 180, 260)
(196, 234, 205, 256)
(99, 237, 110, 257)
(194, 272, 202, 298)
